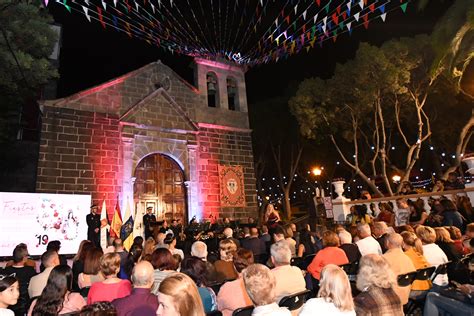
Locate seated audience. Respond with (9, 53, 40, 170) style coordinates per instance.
(338, 230, 361, 265)
(141, 238, 156, 262)
(150, 248, 176, 295)
(87, 253, 132, 304)
(223, 227, 240, 247)
(78, 248, 105, 291)
(308, 231, 349, 280)
(242, 264, 291, 316)
(259, 225, 271, 244)
(297, 228, 317, 258)
(28, 250, 60, 298)
(217, 249, 254, 316)
(72, 240, 93, 291)
(434, 227, 463, 261)
(283, 225, 297, 257)
(416, 225, 449, 288)
(423, 284, 474, 316)
(382, 233, 416, 305)
(372, 221, 389, 253)
(444, 172, 465, 191)
(446, 226, 468, 255)
(164, 233, 184, 260)
(431, 179, 444, 192)
(440, 199, 464, 229)
(376, 203, 395, 226)
(214, 239, 238, 282)
(299, 264, 355, 316)
(355, 224, 382, 256)
(113, 239, 131, 280)
(0, 274, 19, 316)
(351, 205, 372, 225)
(462, 223, 474, 252)
(408, 199, 428, 225)
(241, 227, 267, 263)
(400, 231, 432, 297)
(354, 254, 403, 315)
(80, 301, 118, 315)
(29, 265, 86, 315)
(270, 241, 306, 303)
(4, 244, 36, 269)
(181, 257, 217, 313)
(112, 261, 158, 316)
(191, 241, 217, 283)
(124, 244, 143, 279)
(157, 273, 205, 316)
(3, 244, 36, 316)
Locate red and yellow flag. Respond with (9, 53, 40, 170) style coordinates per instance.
(110, 198, 122, 238)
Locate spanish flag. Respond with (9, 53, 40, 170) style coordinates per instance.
(110, 198, 122, 239)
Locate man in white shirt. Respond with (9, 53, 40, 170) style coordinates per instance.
(395, 198, 410, 227)
(28, 250, 59, 298)
(355, 224, 382, 256)
(270, 241, 306, 304)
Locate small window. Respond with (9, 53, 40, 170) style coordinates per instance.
(227, 77, 238, 111)
(207, 73, 218, 108)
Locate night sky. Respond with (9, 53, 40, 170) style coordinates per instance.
(49, 0, 453, 104)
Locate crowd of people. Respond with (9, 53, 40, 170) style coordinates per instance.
(1, 193, 473, 316)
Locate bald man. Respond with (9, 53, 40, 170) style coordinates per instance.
(112, 261, 159, 316)
(383, 233, 416, 305)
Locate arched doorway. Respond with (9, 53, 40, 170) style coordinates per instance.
(133, 154, 187, 222)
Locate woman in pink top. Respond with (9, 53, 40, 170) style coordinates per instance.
(87, 253, 132, 304)
(29, 265, 86, 315)
(217, 249, 254, 316)
(308, 231, 349, 280)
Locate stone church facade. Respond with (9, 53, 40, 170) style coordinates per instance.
(36, 58, 257, 221)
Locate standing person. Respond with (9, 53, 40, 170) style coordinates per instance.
(87, 205, 101, 248)
(143, 207, 156, 241)
(3, 246, 36, 316)
(394, 198, 411, 227)
(29, 265, 86, 315)
(0, 274, 19, 316)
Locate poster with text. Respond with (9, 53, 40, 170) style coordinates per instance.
(0, 192, 91, 257)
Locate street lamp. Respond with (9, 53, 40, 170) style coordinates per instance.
(312, 167, 322, 176)
(392, 175, 401, 183)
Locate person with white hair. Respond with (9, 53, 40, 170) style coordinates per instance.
(382, 233, 416, 305)
(338, 230, 361, 264)
(270, 241, 306, 303)
(223, 227, 241, 247)
(242, 264, 290, 316)
(373, 221, 389, 253)
(191, 241, 217, 283)
(355, 224, 382, 256)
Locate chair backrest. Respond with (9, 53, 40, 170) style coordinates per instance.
(208, 281, 225, 294)
(397, 271, 418, 287)
(232, 305, 254, 316)
(206, 311, 223, 316)
(339, 263, 352, 275)
(278, 289, 311, 311)
(301, 254, 316, 270)
(291, 257, 303, 267)
(431, 261, 451, 282)
(415, 266, 436, 281)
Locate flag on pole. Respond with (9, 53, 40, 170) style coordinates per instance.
(133, 202, 144, 240)
(121, 198, 134, 251)
(110, 198, 122, 238)
(100, 198, 109, 251)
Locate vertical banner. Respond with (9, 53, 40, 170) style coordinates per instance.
(323, 196, 334, 218)
(218, 165, 246, 207)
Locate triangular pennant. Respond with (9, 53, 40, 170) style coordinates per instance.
(112, 14, 118, 27)
(379, 4, 385, 13)
(342, 11, 347, 19)
(363, 14, 369, 29)
(400, 2, 408, 13)
(354, 12, 360, 21)
(101, 0, 106, 10)
(346, 2, 351, 10)
(303, 10, 307, 20)
(97, 6, 106, 28)
(260, 0, 263, 6)
(315, 0, 320, 6)
(332, 13, 339, 25)
(157, 0, 161, 7)
(325, 3, 330, 14)
(113, 0, 116, 6)
(150, 3, 154, 13)
(369, 3, 375, 12)
(313, 13, 318, 23)
(84, 0, 89, 5)
(323, 16, 327, 26)
(380, 13, 386, 21)
(134, 1, 139, 11)
(82, 6, 91, 21)
(275, 18, 278, 26)
(346, 21, 352, 31)
(43, 0, 49, 6)
(294, 4, 298, 14)
(336, 5, 341, 14)
(359, 0, 364, 9)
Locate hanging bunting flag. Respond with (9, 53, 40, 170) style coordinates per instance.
(135, 1, 139, 11)
(369, 3, 375, 12)
(62, 0, 71, 12)
(380, 12, 387, 21)
(379, 4, 386, 13)
(303, 9, 307, 20)
(325, 3, 330, 14)
(313, 13, 318, 23)
(315, 0, 320, 6)
(260, 0, 263, 6)
(346, 21, 352, 31)
(275, 18, 278, 26)
(400, 2, 408, 13)
(44, 0, 49, 6)
(84, 0, 89, 6)
(342, 11, 347, 19)
(346, 1, 351, 10)
(294, 4, 298, 14)
(332, 13, 339, 25)
(157, 0, 161, 7)
(336, 5, 341, 15)
(363, 14, 369, 29)
(359, 0, 364, 9)
(101, 0, 106, 10)
(150, 3, 154, 13)
(97, 6, 106, 28)
(112, 14, 118, 27)
(82, 5, 91, 21)
(354, 12, 360, 21)
(285, 15, 290, 24)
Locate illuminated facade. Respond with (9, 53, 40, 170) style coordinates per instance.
(37, 59, 257, 221)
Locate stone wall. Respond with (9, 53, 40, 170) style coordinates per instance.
(197, 125, 257, 219)
(36, 106, 122, 215)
